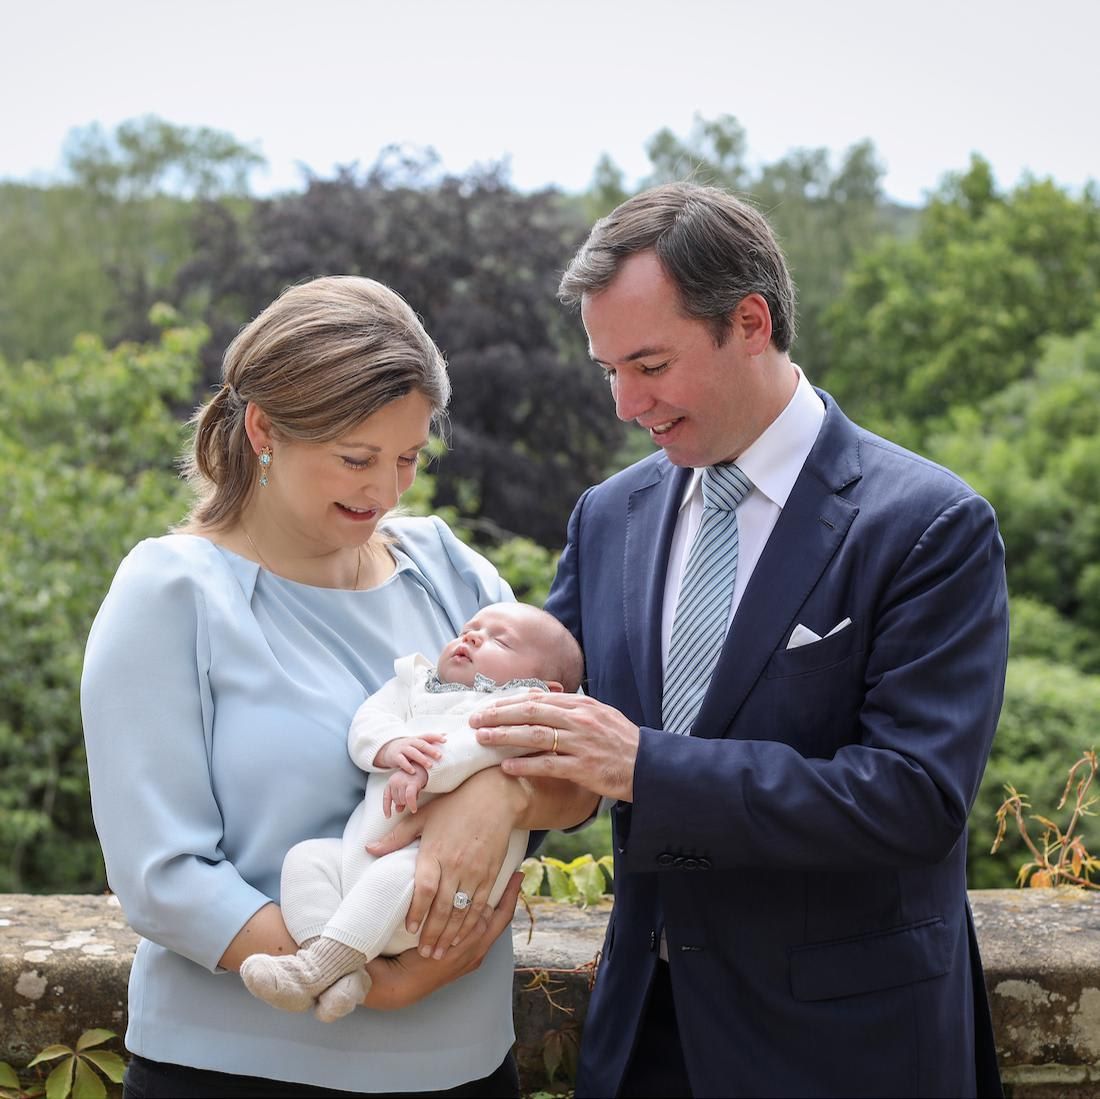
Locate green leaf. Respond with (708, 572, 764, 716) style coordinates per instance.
(544, 862, 576, 903)
(27, 1047, 73, 1067)
(74, 1031, 116, 1053)
(519, 856, 546, 896)
(71, 1060, 106, 1099)
(44, 1058, 74, 1099)
(79, 1052, 125, 1084)
(0, 1064, 21, 1090)
(598, 854, 615, 881)
(562, 853, 594, 873)
(570, 860, 606, 905)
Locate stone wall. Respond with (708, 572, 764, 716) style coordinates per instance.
(2, 890, 1098, 1096)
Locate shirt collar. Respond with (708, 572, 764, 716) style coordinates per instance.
(678, 365, 825, 511)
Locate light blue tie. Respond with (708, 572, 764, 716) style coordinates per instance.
(662, 463, 752, 735)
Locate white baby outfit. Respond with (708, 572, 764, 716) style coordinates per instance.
(278, 654, 539, 959)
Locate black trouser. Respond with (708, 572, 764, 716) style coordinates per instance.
(123, 1050, 520, 1099)
(616, 960, 692, 1098)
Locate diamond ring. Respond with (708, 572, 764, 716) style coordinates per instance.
(452, 890, 471, 910)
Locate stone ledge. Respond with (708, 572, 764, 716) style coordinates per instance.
(3, 890, 1099, 1096)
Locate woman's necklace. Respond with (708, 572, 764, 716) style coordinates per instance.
(242, 527, 363, 590)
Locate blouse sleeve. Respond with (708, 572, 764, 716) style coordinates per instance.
(80, 540, 271, 971)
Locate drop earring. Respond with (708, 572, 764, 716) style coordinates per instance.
(258, 446, 272, 487)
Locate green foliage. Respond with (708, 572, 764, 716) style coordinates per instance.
(925, 319, 1100, 667)
(992, 749, 1100, 890)
(0, 117, 261, 366)
(63, 116, 263, 201)
(521, 852, 613, 907)
(968, 657, 1100, 887)
(0, 1029, 124, 1099)
(824, 157, 1100, 434)
(0, 324, 200, 890)
(538, 814, 612, 865)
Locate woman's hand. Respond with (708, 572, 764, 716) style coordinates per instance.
(362, 872, 522, 1009)
(367, 767, 528, 959)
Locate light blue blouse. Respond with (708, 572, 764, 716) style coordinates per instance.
(80, 518, 515, 1092)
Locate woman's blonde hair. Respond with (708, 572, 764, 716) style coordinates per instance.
(183, 275, 450, 529)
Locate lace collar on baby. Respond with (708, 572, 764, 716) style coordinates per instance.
(424, 671, 551, 694)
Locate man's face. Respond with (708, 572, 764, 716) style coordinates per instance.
(581, 251, 762, 468)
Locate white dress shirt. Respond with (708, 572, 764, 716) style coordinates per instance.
(660, 366, 825, 669)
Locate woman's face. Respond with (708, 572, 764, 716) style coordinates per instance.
(261, 389, 433, 553)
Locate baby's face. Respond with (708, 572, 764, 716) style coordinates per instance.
(437, 604, 553, 688)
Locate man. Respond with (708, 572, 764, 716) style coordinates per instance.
(474, 183, 1008, 1097)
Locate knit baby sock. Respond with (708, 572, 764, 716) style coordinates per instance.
(240, 937, 367, 1012)
(314, 967, 372, 1023)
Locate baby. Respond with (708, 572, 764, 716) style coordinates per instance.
(240, 602, 583, 1021)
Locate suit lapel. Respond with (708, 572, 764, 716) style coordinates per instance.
(623, 459, 691, 728)
(693, 395, 863, 739)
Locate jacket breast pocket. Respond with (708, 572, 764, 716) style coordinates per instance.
(766, 619, 861, 679)
(788, 916, 952, 1002)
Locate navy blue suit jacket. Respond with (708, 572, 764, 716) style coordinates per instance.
(544, 392, 1008, 1098)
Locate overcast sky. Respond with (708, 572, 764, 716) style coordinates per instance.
(5, 0, 1097, 205)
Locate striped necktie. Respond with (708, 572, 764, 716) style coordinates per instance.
(662, 463, 752, 735)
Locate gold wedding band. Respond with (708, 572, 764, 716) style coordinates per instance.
(551, 729, 559, 755)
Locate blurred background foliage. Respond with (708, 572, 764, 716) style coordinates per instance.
(1, 114, 1098, 891)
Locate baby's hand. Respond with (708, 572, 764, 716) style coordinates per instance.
(374, 734, 446, 774)
(384, 765, 430, 817)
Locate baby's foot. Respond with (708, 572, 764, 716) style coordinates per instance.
(240, 953, 318, 1012)
(314, 969, 369, 1023)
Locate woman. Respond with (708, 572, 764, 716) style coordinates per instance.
(81, 276, 593, 1098)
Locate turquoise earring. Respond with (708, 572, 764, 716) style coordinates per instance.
(258, 446, 272, 487)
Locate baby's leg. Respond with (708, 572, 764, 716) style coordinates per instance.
(324, 845, 421, 958)
(279, 837, 345, 945)
(241, 847, 420, 1018)
(241, 837, 363, 1014)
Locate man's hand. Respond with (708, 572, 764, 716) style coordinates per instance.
(470, 692, 639, 803)
(374, 733, 446, 773)
(383, 764, 430, 817)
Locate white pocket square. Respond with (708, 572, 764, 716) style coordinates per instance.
(786, 617, 852, 650)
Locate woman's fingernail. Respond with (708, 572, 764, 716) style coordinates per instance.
(419, 945, 431, 958)
(408, 921, 419, 934)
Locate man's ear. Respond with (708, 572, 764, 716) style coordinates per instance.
(546, 681, 565, 693)
(732, 293, 773, 356)
(244, 402, 274, 455)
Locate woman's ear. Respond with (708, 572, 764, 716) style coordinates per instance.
(244, 402, 274, 455)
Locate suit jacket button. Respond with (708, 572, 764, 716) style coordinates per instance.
(699, 857, 712, 869)
(657, 853, 674, 866)
(683, 857, 699, 869)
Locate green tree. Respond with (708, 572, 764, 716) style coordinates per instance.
(925, 318, 1100, 665)
(0, 318, 203, 890)
(823, 157, 1100, 439)
(0, 117, 263, 365)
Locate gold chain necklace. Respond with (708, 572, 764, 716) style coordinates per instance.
(242, 527, 363, 590)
